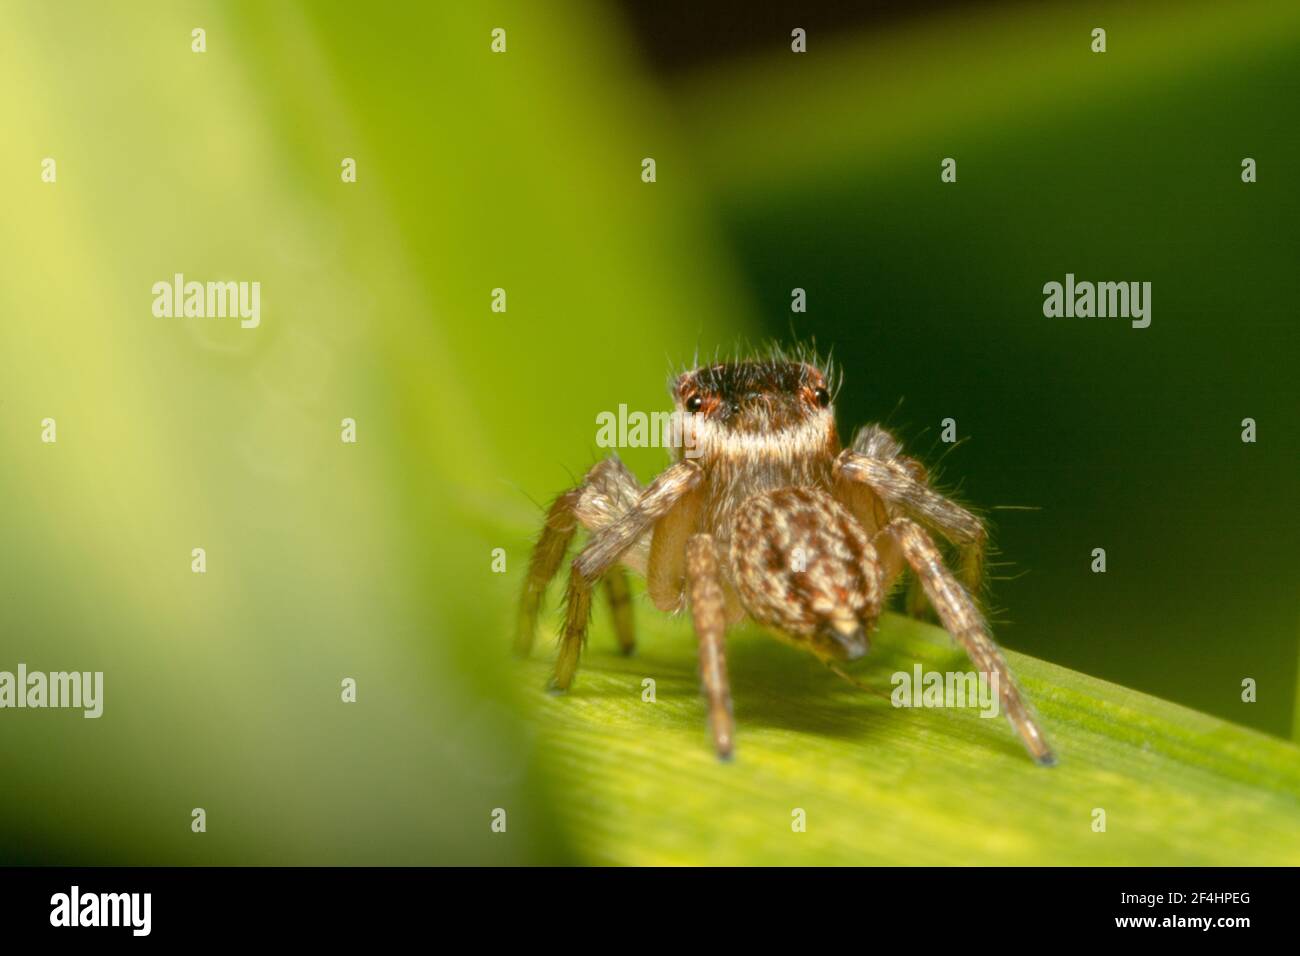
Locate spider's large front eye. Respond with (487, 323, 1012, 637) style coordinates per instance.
(685, 393, 703, 413)
(814, 387, 831, 408)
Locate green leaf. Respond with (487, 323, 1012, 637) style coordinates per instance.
(521, 609, 1300, 865)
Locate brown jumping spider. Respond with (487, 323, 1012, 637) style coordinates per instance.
(515, 351, 1055, 766)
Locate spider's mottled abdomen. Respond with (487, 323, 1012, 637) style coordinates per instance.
(729, 487, 882, 661)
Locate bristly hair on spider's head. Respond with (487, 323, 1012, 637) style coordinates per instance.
(669, 342, 841, 433)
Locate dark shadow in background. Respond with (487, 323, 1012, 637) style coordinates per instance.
(615, 0, 991, 73)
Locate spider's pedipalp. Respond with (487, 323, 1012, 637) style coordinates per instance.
(646, 482, 704, 613)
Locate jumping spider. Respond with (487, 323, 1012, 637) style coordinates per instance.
(515, 353, 1055, 766)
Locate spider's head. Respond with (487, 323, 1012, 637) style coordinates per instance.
(671, 360, 838, 461)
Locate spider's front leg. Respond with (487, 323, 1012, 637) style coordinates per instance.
(835, 424, 988, 594)
(550, 460, 703, 692)
(878, 516, 1056, 766)
(686, 533, 734, 759)
(514, 456, 642, 657)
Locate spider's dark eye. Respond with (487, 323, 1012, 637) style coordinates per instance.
(814, 387, 831, 408)
(685, 393, 703, 413)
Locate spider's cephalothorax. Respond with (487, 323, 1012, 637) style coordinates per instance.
(515, 354, 1055, 766)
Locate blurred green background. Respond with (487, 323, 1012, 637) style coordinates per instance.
(0, 0, 1296, 865)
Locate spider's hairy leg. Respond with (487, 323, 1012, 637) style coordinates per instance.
(603, 567, 635, 655)
(515, 456, 641, 657)
(686, 533, 734, 759)
(550, 460, 703, 692)
(515, 487, 582, 657)
(836, 429, 989, 594)
(878, 517, 1056, 766)
(831, 436, 924, 615)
